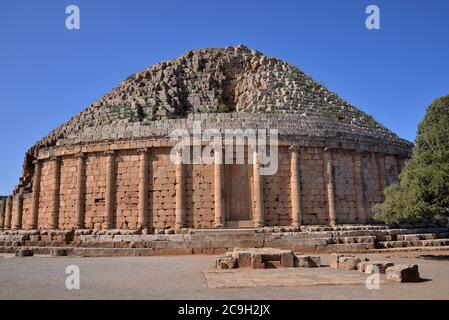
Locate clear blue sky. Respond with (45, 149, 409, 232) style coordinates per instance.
(1, 0, 448, 195)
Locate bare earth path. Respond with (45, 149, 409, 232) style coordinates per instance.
(1, 251, 449, 300)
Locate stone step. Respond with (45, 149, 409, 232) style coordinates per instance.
(376, 238, 449, 249)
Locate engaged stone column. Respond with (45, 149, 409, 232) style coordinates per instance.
(75, 153, 86, 229)
(105, 151, 116, 230)
(290, 146, 303, 228)
(214, 149, 225, 228)
(376, 153, 386, 201)
(253, 151, 264, 228)
(352, 152, 367, 224)
(324, 148, 337, 226)
(0, 197, 6, 230)
(4, 196, 13, 230)
(50, 157, 61, 230)
(175, 150, 185, 230)
(396, 156, 404, 175)
(30, 160, 42, 230)
(138, 149, 149, 231)
(13, 194, 24, 230)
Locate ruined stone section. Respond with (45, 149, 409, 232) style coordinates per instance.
(386, 265, 420, 283)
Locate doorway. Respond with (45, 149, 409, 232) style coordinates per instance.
(224, 164, 253, 225)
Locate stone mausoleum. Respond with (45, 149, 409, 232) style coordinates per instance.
(0, 45, 412, 233)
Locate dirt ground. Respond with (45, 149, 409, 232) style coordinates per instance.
(1, 250, 449, 300)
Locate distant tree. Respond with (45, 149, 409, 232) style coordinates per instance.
(373, 94, 449, 224)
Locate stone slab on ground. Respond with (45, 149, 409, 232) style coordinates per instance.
(231, 247, 295, 269)
(203, 267, 385, 289)
(364, 261, 395, 274)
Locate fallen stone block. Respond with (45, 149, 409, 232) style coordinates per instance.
(365, 261, 394, 274)
(251, 253, 265, 269)
(330, 253, 344, 268)
(280, 252, 295, 268)
(216, 256, 237, 270)
(295, 255, 321, 268)
(338, 256, 361, 270)
(15, 249, 34, 257)
(386, 265, 420, 283)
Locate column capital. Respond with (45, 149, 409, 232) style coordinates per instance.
(50, 155, 60, 162)
(75, 152, 86, 159)
(32, 159, 40, 165)
(104, 150, 116, 157)
(137, 148, 149, 155)
(289, 145, 301, 152)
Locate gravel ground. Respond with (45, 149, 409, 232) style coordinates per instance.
(1, 251, 449, 300)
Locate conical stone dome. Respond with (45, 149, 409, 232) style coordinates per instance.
(4, 45, 415, 231)
(32, 45, 411, 152)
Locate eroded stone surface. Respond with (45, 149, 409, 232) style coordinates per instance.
(386, 265, 420, 283)
(295, 255, 321, 268)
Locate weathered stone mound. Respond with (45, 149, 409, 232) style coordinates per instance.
(33, 45, 410, 151)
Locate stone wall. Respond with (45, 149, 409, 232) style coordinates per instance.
(263, 147, 291, 226)
(84, 153, 108, 229)
(150, 148, 177, 230)
(2, 139, 407, 231)
(300, 148, 328, 225)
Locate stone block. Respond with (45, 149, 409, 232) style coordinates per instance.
(234, 251, 252, 268)
(295, 255, 321, 268)
(51, 248, 68, 257)
(338, 256, 361, 270)
(280, 252, 295, 268)
(15, 249, 34, 257)
(365, 261, 394, 274)
(251, 254, 265, 269)
(330, 253, 344, 268)
(386, 265, 420, 283)
(216, 256, 237, 270)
